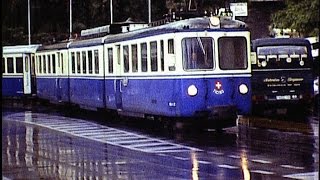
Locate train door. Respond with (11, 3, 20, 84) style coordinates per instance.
(23, 54, 32, 94)
(114, 44, 123, 110)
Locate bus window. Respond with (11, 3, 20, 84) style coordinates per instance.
(82, 51, 86, 74)
(7, 57, 14, 73)
(108, 48, 113, 73)
(141, 43, 147, 72)
(131, 44, 138, 72)
(94, 50, 99, 74)
(168, 39, 174, 54)
(52, 54, 56, 74)
(88, 50, 93, 74)
(123, 45, 129, 73)
(150, 41, 158, 72)
(182, 37, 214, 70)
(71, 52, 75, 74)
(219, 37, 247, 70)
(16, 57, 23, 73)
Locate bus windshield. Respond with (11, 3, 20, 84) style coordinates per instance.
(256, 45, 311, 69)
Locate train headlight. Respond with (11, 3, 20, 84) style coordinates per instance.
(209, 16, 220, 27)
(261, 61, 267, 67)
(187, 85, 198, 96)
(299, 60, 304, 66)
(239, 84, 249, 94)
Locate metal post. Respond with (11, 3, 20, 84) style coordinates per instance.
(110, 0, 113, 24)
(28, 0, 31, 45)
(148, 0, 151, 24)
(69, 0, 72, 39)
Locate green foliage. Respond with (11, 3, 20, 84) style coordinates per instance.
(271, 0, 319, 37)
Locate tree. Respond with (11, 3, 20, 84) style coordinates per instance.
(271, 0, 319, 37)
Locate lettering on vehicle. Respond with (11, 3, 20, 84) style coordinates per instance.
(287, 77, 304, 82)
(263, 78, 280, 83)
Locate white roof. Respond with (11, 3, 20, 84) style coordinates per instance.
(3, 44, 41, 54)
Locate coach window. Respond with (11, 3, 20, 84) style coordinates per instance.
(94, 50, 99, 74)
(219, 37, 247, 70)
(52, 54, 56, 74)
(7, 57, 14, 73)
(48, 55, 52, 74)
(25, 56, 29, 72)
(42, 55, 47, 74)
(131, 44, 138, 72)
(160, 40, 164, 71)
(76, 52, 81, 73)
(141, 43, 147, 72)
(88, 50, 93, 74)
(38, 56, 42, 74)
(168, 39, 174, 54)
(82, 51, 86, 74)
(150, 41, 158, 71)
(16, 57, 23, 73)
(2, 58, 5, 74)
(108, 48, 113, 73)
(61, 54, 64, 74)
(182, 37, 214, 70)
(71, 52, 75, 74)
(123, 45, 129, 73)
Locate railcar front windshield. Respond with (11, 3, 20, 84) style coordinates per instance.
(218, 37, 248, 70)
(182, 37, 214, 70)
(256, 45, 312, 69)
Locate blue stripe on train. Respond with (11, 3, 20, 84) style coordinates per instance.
(2, 77, 24, 96)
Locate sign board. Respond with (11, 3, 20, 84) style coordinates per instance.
(230, 3, 248, 17)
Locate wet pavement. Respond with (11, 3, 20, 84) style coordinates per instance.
(2, 101, 319, 179)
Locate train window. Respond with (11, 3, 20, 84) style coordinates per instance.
(131, 44, 138, 72)
(150, 41, 158, 71)
(57, 53, 60, 67)
(168, 39, 174, 54)
(43, 55, 47, 74)
(31, 56, 35, 75)
(218, 37, 247, 70)
(71, 52, 75, 74)
(160, 40, 164, 71)
(88, 51, 93, 74)
(7, 57, 14, 73)
(16, 57, 23, 73)
(52, 54, 56, 74)
(48, 55, 51, 74)
(38, 56, 42, 74)
(94, 50, 99, 74)
(2, 58, 5, 74)
(61, 53, 64, 74)
(25, 56, 29, 72)
(82, 51, 86, 74)
(76, 52, 81, 74)
(182, 37, 214, 70)
(123, 46, 129, 73)
(108, 48, 113, 73)
(141, 43, 148, 72)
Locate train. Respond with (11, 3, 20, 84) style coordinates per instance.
(2, 14, 252, 129)
(251, 38, 314, 115)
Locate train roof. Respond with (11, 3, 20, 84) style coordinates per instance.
(3, 44, 41, 54)
(67, 16, 247, 48)
(252, 38, 311, 49)
(104, 17, 247, 44)
(37, 41, 71, 52)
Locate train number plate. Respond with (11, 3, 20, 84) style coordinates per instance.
(276, 95, 291, 100)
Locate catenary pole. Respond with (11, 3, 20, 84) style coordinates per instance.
(28, 0, 31, 45)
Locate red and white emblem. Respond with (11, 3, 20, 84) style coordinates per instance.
(214, 81, 224, 94)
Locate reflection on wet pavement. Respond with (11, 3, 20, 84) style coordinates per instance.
(2, 102, 319, 179)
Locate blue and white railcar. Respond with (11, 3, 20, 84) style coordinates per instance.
(103, 17, 251, 127)
(2, 44, 40, 97)
(35, 42, 70, 103)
